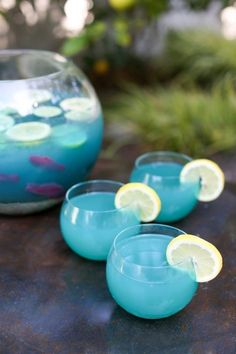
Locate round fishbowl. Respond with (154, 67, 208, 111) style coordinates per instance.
(0, 50, 103, 214)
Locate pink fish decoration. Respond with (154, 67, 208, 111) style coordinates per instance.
(0, 173, 19, 182)
(26, 183, 65, 198)
(29, 156, 65, 171)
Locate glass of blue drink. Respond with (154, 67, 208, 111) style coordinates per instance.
(0, 50, 103, 214)
(130, 151, 200, 223)
(106, 224, 198, 319)
(60, 180, 140, 261)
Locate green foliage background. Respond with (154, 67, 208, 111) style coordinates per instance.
(105, 79, 236, 157)
(104, 30, 236, 157)
(61, 0, 231, 61)
(163, 31, 236, 85)
(1, 0, 235, 157)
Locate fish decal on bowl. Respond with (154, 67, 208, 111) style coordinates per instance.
(26, 183, 65, 198)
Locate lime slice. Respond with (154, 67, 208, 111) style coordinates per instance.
(52, 124, 87, 148)
(65, 110, 92, 122)
(166, 234, 223, 282)
(58, 131, 87, 148)
(14, 89, 52, 105)
(115, 182, 161, 222)
(180, 159, 225, 202)
(33, 106, 62, 118)
(0, 133, 6, 143)
(6, 122, 51, 142)
(52, 124, 76, 138)
(60, 97, 93, 111)
(0, 107, 18, 116)
(0, 133, 7, 149)
(30, 89, 52, 103)
(0, 115, 15, 132)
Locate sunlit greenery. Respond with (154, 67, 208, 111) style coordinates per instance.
(104, 79, 236, 157)
(1, 0, 235, 157)
(161, 30, 236, 85)
(62, 0, 168, 59)
(61, 0, 229, 69)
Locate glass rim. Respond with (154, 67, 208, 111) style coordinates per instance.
(112, 223, 192, 270)
(134, 151, 193, 180)
(65, 179, 136, 215)
(0, 49, 68, 83)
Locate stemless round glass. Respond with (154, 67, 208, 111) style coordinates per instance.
(60, 180, 140, 261)
(0, 50, 103, 214)
(106, 224, 198, 319)
(130, 151, 200, 223)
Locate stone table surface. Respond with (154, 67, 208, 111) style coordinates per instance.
(0, 149, 235, 354)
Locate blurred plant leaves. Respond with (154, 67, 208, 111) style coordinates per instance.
(186, 0, 231, 9)
(61, 36, 88, 56)
(160, 30, 236, 86)
(61, 21, 106, 56)
(114, 19, 131, 47)
(140, 0, 168, 17)
(104, 78, 236, 157)
(87, 21, 107, 40)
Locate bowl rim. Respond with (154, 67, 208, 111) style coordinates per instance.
(134, 151, 194, 181)
(0, 49, 69, 83)
(64, 179, 138, 215)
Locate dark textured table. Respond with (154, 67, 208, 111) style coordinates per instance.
(0, 148, 235, 354)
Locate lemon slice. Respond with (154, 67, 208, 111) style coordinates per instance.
(6, 122, 51, 142)
(60, 97, 93, 111)
(0, 115, 15, 132)
(166, 234, 223, 282)
(115, 182, 161, 222)
(180, 159, 224, 202)
(33, 106, 62, 118)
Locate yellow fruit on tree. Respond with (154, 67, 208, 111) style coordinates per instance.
(93, 59, 110, 75)
(109, 0, 136, 11)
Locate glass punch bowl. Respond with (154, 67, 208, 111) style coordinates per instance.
(0, 50, 103, 214)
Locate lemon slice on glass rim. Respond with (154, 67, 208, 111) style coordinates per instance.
(166, 234, 223, 282)
(180, 159, 225, 202)
(115, 182, 161, 222)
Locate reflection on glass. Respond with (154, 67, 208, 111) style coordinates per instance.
(107, 224, 198, 319)
(130, 151, 200, 222)
(60, 180, 140, 261)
